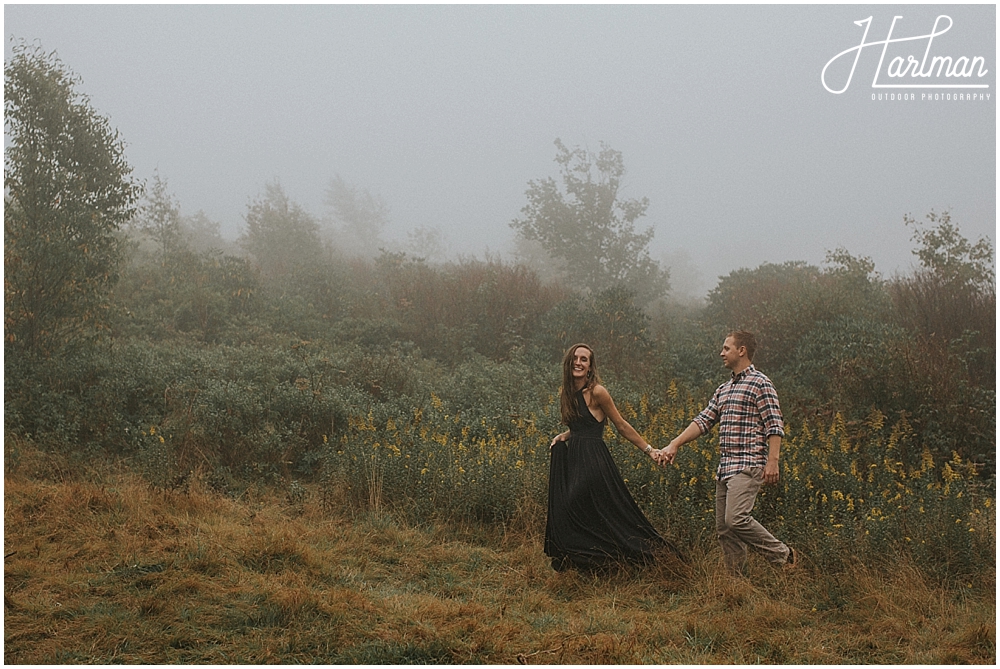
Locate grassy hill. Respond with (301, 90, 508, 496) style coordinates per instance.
(4, 444, 994, 664)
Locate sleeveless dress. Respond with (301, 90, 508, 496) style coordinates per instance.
(544, 388, 680, 571)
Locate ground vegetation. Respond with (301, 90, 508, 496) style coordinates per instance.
(4, 47, 995, 664)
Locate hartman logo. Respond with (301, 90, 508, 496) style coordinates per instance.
(822, 15, 990, 95)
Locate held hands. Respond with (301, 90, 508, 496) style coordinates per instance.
(645, 445, 670, 468)
(643, 445, 661, 467)
(653, 442, 679, 466)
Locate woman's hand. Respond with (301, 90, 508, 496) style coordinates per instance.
(550, 432, 569, 449)
(658, 442, 680, 465)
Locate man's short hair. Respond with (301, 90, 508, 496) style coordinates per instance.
(727, 330, 757, 362)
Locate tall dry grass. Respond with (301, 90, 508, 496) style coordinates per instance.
(4, 443, 994, 664)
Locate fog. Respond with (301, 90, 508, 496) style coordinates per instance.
(5, 4, 995, 299)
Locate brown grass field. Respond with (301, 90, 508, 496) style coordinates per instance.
(4, 446, 995, 664)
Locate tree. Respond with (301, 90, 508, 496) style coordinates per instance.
(703, 253, 888, 372)
(134, 170, 184, 261)
(324, 174, 390, 259)
(180, 210, 230, 255)
(892, 211, 995, 386)
(904, 210, 994, 292)
(240, 181, 323, 281)
(511, 139, 669, 305)
(406, 225, 446, 262)
(4, 42, 141, 355)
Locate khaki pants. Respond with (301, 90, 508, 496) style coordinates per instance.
(715, 467, 789, 572)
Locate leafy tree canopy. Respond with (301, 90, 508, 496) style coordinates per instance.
(511, 139, 669, 306)
(133, 170, 184, 261)
(904, 210, 995, 293)
(324, 174, 390, 260)
(704, 255, 889, 371)
(4, 41, 141, 355)
(240, 181, 323, 280)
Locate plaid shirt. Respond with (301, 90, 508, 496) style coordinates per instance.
(693, 364, 784, 480)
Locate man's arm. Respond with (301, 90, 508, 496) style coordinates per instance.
(656, 388, 721, 465)
(656, 421, 703, 464)
(755, 377, 784, 485)
(763, 433, 781, 485)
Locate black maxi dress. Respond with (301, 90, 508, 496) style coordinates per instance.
(544, 388, 680, 571)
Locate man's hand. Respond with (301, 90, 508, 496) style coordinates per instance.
(660, 423, 700, 466)
(763, 459, 780, 485)
(658, 443, 679, 465)
(763, 434, 782, 485)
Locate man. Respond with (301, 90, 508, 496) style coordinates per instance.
(656, 330, 797, 573)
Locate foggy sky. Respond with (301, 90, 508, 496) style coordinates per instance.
(4, 4, 996, 298)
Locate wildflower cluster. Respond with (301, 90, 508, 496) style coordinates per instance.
(324, 394, 552, 522)
(326, 388, 993, 576)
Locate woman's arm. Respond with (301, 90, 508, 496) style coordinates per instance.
(550, 429, 570, 448)
(591, 385, 658, 460)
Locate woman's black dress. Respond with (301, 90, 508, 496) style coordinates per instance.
(545, 388, 679, 570)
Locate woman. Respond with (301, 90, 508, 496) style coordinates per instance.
(545, 343, 680, 571)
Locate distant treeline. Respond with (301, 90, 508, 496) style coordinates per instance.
(6, 194, 997, 578)
(5, 42, 996, 488)
(6, 202, 995, 480)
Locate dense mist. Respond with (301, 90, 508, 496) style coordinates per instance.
(5, 9, 996, 662)
(5, 4, 994, 300)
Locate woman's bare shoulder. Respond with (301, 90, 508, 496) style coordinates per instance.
(591, 384, 613, 402)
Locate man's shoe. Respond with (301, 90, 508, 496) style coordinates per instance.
(782, 546, 799, 571)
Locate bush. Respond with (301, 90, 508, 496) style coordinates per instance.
(114, 249, 260, 344)
(319, 383, 993, 579)
(532, 285, 654, 382)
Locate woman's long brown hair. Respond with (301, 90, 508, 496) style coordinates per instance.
(559, 343, 601, 425)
